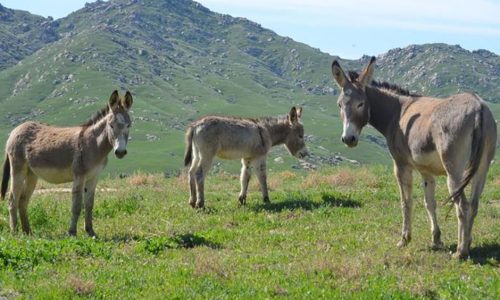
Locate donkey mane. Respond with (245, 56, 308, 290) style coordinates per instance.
(202, 115, 288, 126)
(348, 71, 419, 97)
(253, 115, 288, 125)
(80, 106, 110, 131)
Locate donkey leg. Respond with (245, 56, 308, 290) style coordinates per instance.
(84, 176, 98, 237)
(8, 192, 18, 233)
(195, 157, 213, 209)
(462, 158, 490, 257)
(394, 164, 413, 248)
(253, 158, 269, 203)
(453, 197, 471, 259)
(238, 159, 252, 205)
(421, 173, 443, 249)
(68, 177, 85, 236)
(8, 166, 27, 233)
(446, 175, 470, 259)
(18, 171, 38, 235)
(187, 158, 199, 208)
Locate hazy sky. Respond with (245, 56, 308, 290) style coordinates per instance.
(1, 0, 499, 59)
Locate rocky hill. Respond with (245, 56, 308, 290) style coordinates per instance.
(0, 3, 59, 70)
(0, 0, 498, 174)
(377, 44, 500, 102)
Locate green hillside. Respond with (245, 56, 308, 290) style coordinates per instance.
(0, 0, 498, 175)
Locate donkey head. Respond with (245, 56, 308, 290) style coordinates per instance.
(331, 57, 376, 147)
(107, 90, 133, 159)
(285, 106, 308, 158)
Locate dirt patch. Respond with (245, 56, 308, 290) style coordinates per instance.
(34, 188, 117, 194)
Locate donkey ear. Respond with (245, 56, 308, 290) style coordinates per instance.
(122, 91, 133, 110)
(358, 56, 376, 88)
(331, 60, 349, 89)
(288, 106, 298, 124)
(108, 90, 119, 108)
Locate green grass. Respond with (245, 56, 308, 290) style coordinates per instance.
(0, 164, 498, 299)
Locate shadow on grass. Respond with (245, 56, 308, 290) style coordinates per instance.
(173, 233, 221, 249)
(251, 192, 362, 213)
(445, 243, 499, 265)
(469, 243, 499, 265)
(321, 193, 362, 208)
(195, 206, 219, 214)
(107, 232, 221, 255)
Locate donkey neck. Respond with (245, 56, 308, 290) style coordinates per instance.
(259, 117, 290, 146)
(82, 116, 113, 156)
(366, 86, 409, 138)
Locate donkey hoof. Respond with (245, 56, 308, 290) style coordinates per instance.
(397, 239, 409, 248)
(431, 241, 444, 250)
(68, 230, 77, 237)
(86, 229, 97, 238)
(452, 251, 469, 260)
(263, 196, 270, 203)
(195, 202, 205, 209)
(238, 196, 246, 205)
(188, 199, 196, 208)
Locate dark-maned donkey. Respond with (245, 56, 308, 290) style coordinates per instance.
(331, 57, 496, 259)
(1, 90, 133, 237)
(184, 107, 308, 208)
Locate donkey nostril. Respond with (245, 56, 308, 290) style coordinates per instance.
(115, 149, 126, 156)
(341, 136, 345, 143)
(350, 136, 356, 143)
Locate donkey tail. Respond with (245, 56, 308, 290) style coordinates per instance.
(1, 154, 10, 200)
(184, 126, 194, 167)
(450, 104, 485, 202)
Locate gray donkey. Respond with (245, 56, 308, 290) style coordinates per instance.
(331, 57, 496, 259)
(1, 90, 133, 237)
(184, 107, 308, 208)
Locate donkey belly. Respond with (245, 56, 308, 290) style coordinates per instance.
(31, 166, 74, 184)
(412, 151, 446, 176)
(216, 142, 268, 160)
(217, 149, 255, 160)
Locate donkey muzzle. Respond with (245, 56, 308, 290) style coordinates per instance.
(295, 148, 309, 159)
(115, 149, 127, 159)
(298, 150, 309, 158)
(341, 135, 358, 147)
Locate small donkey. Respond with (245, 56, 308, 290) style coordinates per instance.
(1, 90, 133, 237)
(184, 107, 308, 208)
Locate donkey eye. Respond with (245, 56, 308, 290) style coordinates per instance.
(109, 123, 114, 129)
(357, 102, 364, 108)
(338, 103, 341, 108)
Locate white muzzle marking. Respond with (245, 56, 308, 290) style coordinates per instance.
(114, 134, 127, 152)
(342, 121, 359, 140)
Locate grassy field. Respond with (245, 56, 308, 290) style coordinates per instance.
(0, 164, 499, 299)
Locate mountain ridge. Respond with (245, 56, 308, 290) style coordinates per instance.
(0, 0, 498, 174)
